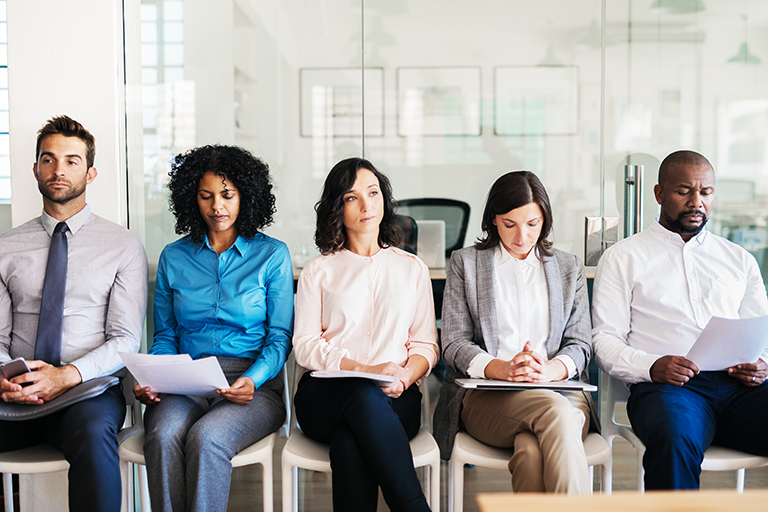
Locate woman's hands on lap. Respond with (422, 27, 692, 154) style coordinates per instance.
(133, 384, 161, 405)
(217, 376, 255, 405)
(484, 341, 568, 383)
(341, 358, 413, 398)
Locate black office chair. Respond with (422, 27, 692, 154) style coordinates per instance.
(392, 214, 418, 255)
(396, 198, 471, 259)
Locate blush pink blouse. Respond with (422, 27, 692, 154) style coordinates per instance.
(293, 247, 439, 373)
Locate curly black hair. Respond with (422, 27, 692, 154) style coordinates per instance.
(314, 157, 400, 254)
(167, 144, 276, 243)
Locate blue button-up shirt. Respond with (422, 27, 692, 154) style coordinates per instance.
(151, 233, 294, 388)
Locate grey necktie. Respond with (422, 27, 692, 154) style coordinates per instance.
(34, 222, 69, 366)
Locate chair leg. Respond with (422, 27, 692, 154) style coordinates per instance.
(449, 457, 463, 512)
(120, 460, 133, 512)
(589, 465, 594, 494)
(603, 459, 612, 495)
(138, 464, 150, 512)
(423, 465, 431, 507)
(262, 461, 273, 512)
(3, 473, 14, 512)
(281, 462, 293, 512)
(429, 460, 440, 511)
(736, 468, 745, 494)
(292, 466, 299, 512)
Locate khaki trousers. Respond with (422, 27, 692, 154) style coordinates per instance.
(461, 388, 591, 494)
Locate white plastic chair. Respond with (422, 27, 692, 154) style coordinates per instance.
(0, 378, 141, 512)
(118, 369, 292, 512)
(448, 427, 612, 512)
(601, 371, 768, 493)
(281, 372, 441, 512)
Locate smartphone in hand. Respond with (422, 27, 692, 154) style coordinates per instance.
(0, 357, 32, 381)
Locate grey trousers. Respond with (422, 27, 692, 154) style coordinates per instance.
(143, 357, 285, 512)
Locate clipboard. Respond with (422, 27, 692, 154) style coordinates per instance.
(456, 378, 597, 392)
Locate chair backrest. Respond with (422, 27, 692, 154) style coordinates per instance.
(397, 198, 470, 259)
(392, 214, 418, 255)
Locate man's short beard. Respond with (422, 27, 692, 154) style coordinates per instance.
(38, 180, 86, 205)
(662, 209, 708, 235)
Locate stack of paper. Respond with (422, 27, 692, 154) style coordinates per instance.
(119, 353, 229, 397)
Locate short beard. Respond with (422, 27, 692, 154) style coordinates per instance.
(662, 209, 708, 235)
(38, 179, 86, 205)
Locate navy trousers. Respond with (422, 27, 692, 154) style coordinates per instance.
(294, 374, 430, 512)
(0, 383, 126, 511)
(628, 371, 768, 490)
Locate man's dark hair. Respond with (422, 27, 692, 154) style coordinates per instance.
(36, 115, 96, 168)
(658, 150, 712, 187)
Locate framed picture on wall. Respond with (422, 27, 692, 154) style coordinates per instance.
(397, 66, 482, 137)
(300, 67, 384, 138)
(494, 66, 579, 136)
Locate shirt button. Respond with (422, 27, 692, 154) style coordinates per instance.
(215, 342, 220, 347)
(368, 284, 372, 289)
(216, 279, 220, 283)
(366, 331, 371, 336)
(214, 304, 218, 308)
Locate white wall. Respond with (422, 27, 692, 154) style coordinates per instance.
(7, 0, 127, 227)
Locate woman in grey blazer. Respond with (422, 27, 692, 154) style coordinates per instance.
(433, 171, 599, 493)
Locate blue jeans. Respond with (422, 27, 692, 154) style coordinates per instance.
(294, 374, 430, 512)
(143, 357, 285, 512)
(628, 371, 768, 490)
(0, 383, 126, 512)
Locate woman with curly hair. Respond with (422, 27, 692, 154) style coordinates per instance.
(292, 157, 439, 512)
(133, 144, 293, 512)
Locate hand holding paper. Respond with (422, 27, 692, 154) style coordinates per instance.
(119, 352, 229, 398)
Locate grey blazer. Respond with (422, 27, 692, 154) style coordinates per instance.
(433, 246, 600, 460)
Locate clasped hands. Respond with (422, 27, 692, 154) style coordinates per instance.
(0, 361, 82, 404)
(484, 341, 568, 383)
(133, 376, 256, 406)
(649, 355, 767, 387)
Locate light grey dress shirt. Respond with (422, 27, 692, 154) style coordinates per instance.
(0, 205, 148, 381)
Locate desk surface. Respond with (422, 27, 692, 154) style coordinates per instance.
(476, 489, 768, 512)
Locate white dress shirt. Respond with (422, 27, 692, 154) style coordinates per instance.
(592, 220, 768, 384)
(467, 245, 577, 379)
(0, 206, 148, 381)
(293, 247, 439, 374)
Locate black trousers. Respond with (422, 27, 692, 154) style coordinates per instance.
(294, 374, 430, 512)
(0, 384, 125, 512)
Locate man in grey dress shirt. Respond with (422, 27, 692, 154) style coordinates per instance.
(0, 115, 147, 511)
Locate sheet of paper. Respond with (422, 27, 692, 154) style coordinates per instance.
(310, 370, 396, 387)
(685, 315, 768, 371)
(455, 378, 597, 392)
(119, 353, 228, 397)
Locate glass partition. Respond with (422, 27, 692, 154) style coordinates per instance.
(128, 0, 768, 279)
(605, 0, 768, 280)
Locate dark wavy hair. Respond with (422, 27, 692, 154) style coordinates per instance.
(167, 144, 276, 243)
(314, 157, 399, 254)
(475, 170, 554, 258)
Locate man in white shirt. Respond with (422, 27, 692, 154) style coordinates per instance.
(592, 150, 768, 490)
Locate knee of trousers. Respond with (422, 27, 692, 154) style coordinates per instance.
(344, 382, 391, 414)
(63, 421, 119, 463)
(642, 423, 705, 460)
(537, 400, 586, 438)
(185, 421, 236, 460)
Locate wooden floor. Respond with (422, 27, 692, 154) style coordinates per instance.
(223, 374, 768, 512)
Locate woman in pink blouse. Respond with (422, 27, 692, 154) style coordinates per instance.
(293, 157, 439, 512)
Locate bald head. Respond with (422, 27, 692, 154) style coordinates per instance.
(658, 150, 713, 188)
